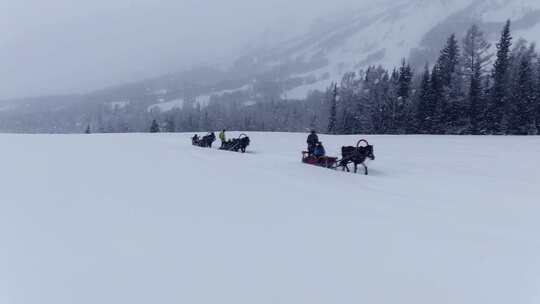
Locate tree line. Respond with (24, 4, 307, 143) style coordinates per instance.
(323, 21, 540, 135)
(87, 20, 539, 136)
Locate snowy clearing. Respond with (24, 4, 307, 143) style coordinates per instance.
(1, 133, 539, 304)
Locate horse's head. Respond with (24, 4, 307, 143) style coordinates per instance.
(366, 145, 375, 160)
(357, 139, 375, 161)
(239, 134, 250, 147)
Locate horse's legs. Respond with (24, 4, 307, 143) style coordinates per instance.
(362, 163, 368, 175)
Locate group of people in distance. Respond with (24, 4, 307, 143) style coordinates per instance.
(306, 130, 326, 158)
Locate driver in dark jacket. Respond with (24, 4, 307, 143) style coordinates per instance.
(307, 130, 319, 155)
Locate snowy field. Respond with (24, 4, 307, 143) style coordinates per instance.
(1, 132, 539, 304)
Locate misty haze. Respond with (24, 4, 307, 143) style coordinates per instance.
(1, 1, 540, 304)
(1, 0, 364, 99)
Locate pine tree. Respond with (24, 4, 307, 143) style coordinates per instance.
(430, 65, 444, 134)
(462, 24, 492, 134)
(327, 83, 338, 134)
(149, 119, 160, 133)
(397, 60, 413, 100)
(396, 59, 413, 133)
(337, 72, 359, 134)
(364, 67, 393, 134)
(416, 65, 432, 133)
(487, 20, 512, 134)
(446, 71, 468, 134)
(437, 34, 461, 87)
(85, 125, 91, 134)
(435, 34, 464, 133)
(508, 51, 536, 135)
(536, 59, 540, 133)
(379, 68, 399, 133)
(468, 61, 483, 134)
(462, 24, 493, 77)
(430, 34, 461, 133)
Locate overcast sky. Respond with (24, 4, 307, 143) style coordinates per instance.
(0, 0, 368, 99)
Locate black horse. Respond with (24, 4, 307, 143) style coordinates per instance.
(339, 140, 375, 175)
(220, 134, 250, 153)
(193, 132, 216, 148)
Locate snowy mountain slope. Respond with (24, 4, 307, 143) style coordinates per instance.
(147, 85, 252, 112)
(240, 0, 540, 99)
(126, 0, 540, 109)
(141, 0, 540, 105)
(1, 133, 539, 304)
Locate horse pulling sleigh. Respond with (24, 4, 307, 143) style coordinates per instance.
(193, 132, 251, 153)
(220, 133, 250, 153)
(192, 132, 216, 148)
(302, 139, 375, 175)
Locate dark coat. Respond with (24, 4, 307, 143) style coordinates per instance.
(307, 133, 319, 146)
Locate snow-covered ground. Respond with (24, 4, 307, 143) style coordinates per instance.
(1, 132, 539, 304)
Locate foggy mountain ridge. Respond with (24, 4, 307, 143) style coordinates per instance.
(1, 0, 540, 133)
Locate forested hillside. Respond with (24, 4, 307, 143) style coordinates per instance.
(130, 21, 540, 136)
